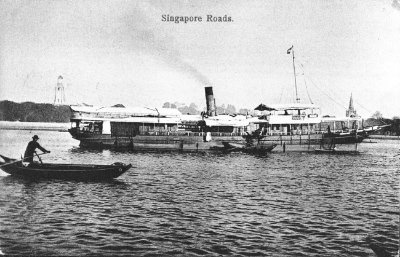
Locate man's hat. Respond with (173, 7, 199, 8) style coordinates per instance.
(32, 135, 39, 140)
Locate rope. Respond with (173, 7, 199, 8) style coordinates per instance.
(296, 58, 388, 121)
(304, 74, 347, 110)
(300, 64, 313, 104)
(296, 62, 346, 109)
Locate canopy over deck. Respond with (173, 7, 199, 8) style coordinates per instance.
(255, 103, 320, 111)
(70, 105, 182, 118)
(321, 116, 362, 122)
(203, 114, 250, 127)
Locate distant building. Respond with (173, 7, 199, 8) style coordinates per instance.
(346, 93, 358, 117)
(54, 75, 66, 105)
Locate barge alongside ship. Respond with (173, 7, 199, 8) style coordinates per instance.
(247, 103, 368, 152)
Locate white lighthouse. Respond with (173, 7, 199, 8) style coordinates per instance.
(54, 75, 66, 105)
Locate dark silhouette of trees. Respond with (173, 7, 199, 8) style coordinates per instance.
(371, 111, 383, 119)
(0, 101, 71, 122)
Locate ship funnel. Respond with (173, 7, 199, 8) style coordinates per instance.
(205, 86, 217, 116)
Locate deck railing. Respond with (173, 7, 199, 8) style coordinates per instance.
(141, 131, 247, 137)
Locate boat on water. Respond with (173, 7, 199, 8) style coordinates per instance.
(243, 46, 383, 152)
(247, 103, 370, 152)
(68, 93, 376, 153)
(68, 47, 384, 153)
(221, 141, 277, 154)
(0, 155, 132, 180)
(69, 87, 258, 152)
(314, 148, 360, 155)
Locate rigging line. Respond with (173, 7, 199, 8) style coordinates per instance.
(278, 83, 284, 104)
(303, 79, 313, 104)
(304, 74, 347, 110)
(296, 64, 347, 110)
(304, 68, 376, 116)
(296, 62, 345, 107)
(297, 62, 348, 108)
(278, 75, 293, 104)
(299, 64, 313, 104)
(353, 100, 374, 115)
(296, 59, 380, 118)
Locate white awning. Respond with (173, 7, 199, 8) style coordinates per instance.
(256, 103, 320, 111)
(112, 117, 181, 124)
(246, 117, 269, 123)
(321, 116, 362, 122)
(70, 105, 182, 118)
(203, 115, 250, 127)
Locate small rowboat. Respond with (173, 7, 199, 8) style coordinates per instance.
(0, 155, 132, 180)
(221, 142, 277, 154)
(314, 148, 359, 155)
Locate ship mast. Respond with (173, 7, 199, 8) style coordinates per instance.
(288, 45, 300, 103)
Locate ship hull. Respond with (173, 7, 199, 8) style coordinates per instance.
(256, 133, 364, 152)
(71, 133, 245, 152)
(70, 132, 365, 152)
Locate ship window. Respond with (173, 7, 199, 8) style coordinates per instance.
(209, 126, 234, 133)
(111, 122, 139, 137)
(71, 121, 78, 128)
(77, 121, 102, 133)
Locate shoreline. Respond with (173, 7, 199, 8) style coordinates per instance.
(369, 135, 400, 140)
(0, 121, 70, 132)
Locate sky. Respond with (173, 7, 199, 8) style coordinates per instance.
(0, 0, 399, 118)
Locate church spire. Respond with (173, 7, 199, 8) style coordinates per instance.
(349, 93, 354, 110)
(346, 93, 357, 117)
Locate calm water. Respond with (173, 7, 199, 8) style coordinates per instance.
(0, 129, 398, 256)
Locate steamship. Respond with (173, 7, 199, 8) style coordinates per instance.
(68, 87, 261, 151)
(68, 86, 373, 152)
(68, 47, 382, 152)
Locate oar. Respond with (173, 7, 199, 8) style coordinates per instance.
(0, 152, 48, 167)
(34, 152, 44, 165)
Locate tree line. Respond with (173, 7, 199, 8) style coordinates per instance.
(162, 102, 251, 115)
(365, 113, 400, 136)
(0, 100, 71, 122)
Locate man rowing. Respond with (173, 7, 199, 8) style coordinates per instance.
(24, 135, 50, 165)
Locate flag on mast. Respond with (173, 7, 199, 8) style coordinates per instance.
(287, 45, 293, 54)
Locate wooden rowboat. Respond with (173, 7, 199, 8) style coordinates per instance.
(221, 142, 277, 154)
(0, 155, 132, 180)
(314, 148, 359, 155)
